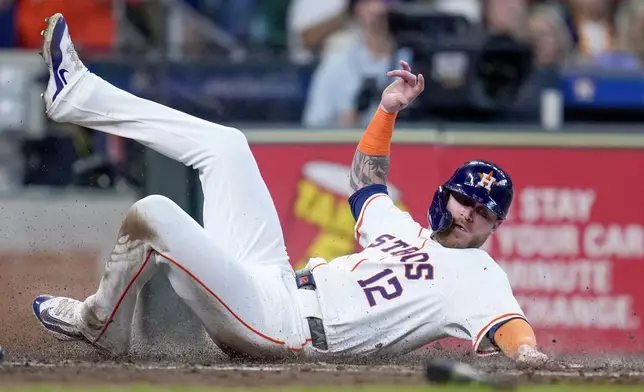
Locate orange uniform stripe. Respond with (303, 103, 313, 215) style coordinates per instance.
(288, 338, 313, 352)
(159, 252, 283, 345)
(94, 249, 154, 344)
(95, 249, 311, 352)
(162, 252, 312, 351)
(310, 262, 327, 272)
(350, 258, 368, 272)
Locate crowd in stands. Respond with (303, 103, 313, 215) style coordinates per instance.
(0, 0, 643, 187)
(2, 0, 640, 127)
(0, 1, 641, 67)
(296, 0, 644, 127)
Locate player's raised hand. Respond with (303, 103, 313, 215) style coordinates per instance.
(379, 60, 425, 114)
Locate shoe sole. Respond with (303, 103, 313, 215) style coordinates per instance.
(40, 14, 62, 68)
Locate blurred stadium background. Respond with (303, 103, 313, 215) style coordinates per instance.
(1, 0, 644, 362)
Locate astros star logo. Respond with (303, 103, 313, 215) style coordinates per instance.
(476, 171, 497, 192)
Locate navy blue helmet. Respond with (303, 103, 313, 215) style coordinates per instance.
(428, 160, 514, 232)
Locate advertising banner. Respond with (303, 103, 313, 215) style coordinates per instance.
(253, 143, 644, 354)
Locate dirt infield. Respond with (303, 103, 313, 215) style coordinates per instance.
(3, 343, 644, 389)
(5, 302, 644, 389)
(3, 358, 644, 388)
(0, 251, 100, 363)
(0, 361, 426, 388)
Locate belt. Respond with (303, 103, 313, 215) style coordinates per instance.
(295, 269, 328, 351)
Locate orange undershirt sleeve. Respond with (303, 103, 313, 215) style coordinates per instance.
(357, 107, 397, 156)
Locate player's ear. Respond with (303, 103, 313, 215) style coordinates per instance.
(491, 220, 502, 231)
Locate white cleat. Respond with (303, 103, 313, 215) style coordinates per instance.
(32, 295, 111, 355)
(39, 13, 87, 109)
(33, 295, 88, 341)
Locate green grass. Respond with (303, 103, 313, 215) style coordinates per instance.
(3, 387, 644, 392)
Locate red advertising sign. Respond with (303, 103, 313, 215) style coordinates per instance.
(252, 144, 644, 354)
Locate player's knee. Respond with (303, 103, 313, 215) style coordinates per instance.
(225, 125, 248, 145)
(118, 196, 172, 244)
(204, 125, 249, 154)
(130, 195, 179, 220)
(124, 195, 185, 240)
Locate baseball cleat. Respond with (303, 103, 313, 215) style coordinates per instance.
(40, 13, 87, 108)
(32, 295, 115, 355)
(32, 295, 86, 341)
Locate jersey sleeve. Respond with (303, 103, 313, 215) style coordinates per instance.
(445, 254, 527, 356)
(348, 184, 422, 248)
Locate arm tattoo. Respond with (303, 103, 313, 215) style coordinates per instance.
(349, 150, 390, 191)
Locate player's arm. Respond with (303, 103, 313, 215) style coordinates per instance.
(493, 319, 549, 366)
(349, 60, 424, 192)
(459, 260, 548, 367)
(473, 269, 550, 367)
(348, 108, 394, 191)
(348, 61, 425, 246)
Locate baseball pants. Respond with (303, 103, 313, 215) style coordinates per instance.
(46, 71, 316, 357)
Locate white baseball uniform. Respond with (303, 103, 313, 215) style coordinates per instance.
(48, 70, 527, 359)
(308, 191, 526, 357)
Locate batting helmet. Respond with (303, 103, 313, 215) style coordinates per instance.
(428, 160, 513, 232)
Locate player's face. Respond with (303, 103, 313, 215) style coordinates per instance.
(438, 193, 501, 249)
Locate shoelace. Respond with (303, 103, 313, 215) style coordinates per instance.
(53, 299, 76, 321)
(66, 44, 81, 68)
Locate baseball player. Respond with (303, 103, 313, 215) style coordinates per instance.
(33, 13, 551, 367)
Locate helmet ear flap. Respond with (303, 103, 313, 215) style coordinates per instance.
(428, 186, 453, 232)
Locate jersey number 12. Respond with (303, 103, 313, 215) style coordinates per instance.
(357, 255, 434, 307)
(357, 269, 402, 307)
(358, 234, 434, 307)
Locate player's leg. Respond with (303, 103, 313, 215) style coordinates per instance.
(40, 13, 289, 268)
(33, 195, 308, 357)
